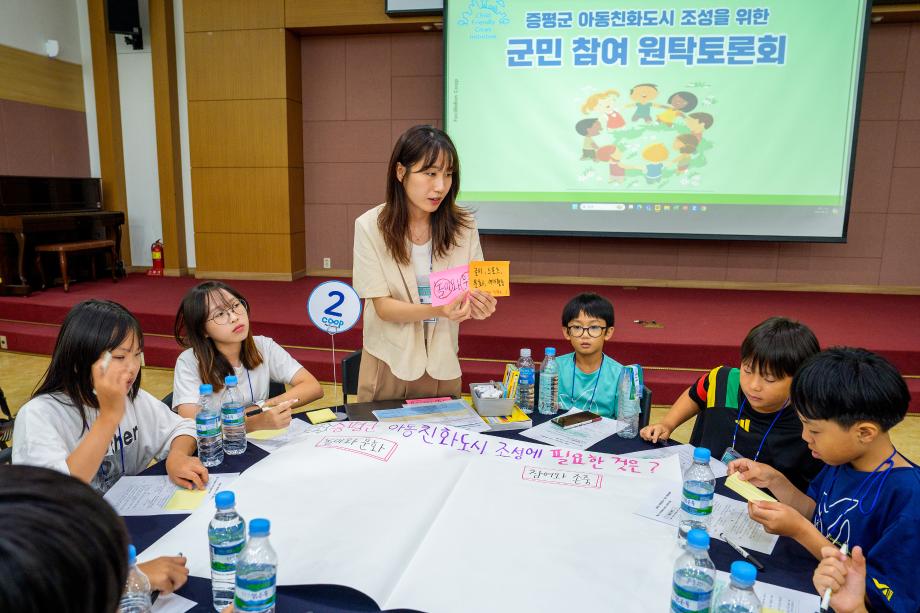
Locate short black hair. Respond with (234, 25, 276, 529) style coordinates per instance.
(562, 293, 614, 328)
(740, 316, 819, 379)
(793, 347, 910, 431)
(575, 117, 599, 136)
(0, 466, 129, 613)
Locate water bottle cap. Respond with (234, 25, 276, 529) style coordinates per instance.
(249, 518, 270, 536)
(224, 375, 238, 385)
(693, 447, 711, 463)
(199, 383, 213, 394)
(215, 491, 235, 509)
(544, 347, 556, 356)
(127, 544, 137, 565)
(686, 528, 710, 550)
(730, 560, 757, 586)
(520, 348, 531, 357)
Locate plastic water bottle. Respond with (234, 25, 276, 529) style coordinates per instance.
(670, 528, 716, 613)
(221, 375, 247, 455)
(209, 491, 246, 612)
(538, 347, 559, 415)
(713, 561, 762, 613)
(678, 447, 716, 542)
(617, 368, 640, 439)
(516, 348, 535, 414)
(196, 383, 224, 468)
(118, 544, 151, 613)
(235, 518, 278, 613)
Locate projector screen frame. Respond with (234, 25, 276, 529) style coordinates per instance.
(442, 0, 874, 244)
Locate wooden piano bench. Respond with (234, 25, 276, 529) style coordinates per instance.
(34, 239, 118, 292)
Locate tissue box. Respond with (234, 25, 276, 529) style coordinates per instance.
(470, 382, 515, 417)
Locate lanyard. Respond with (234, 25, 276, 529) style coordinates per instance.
(244, 367, 257, 404)
(821, 448, 898, 516)
(572, 355, 605, 410)
(730, 398, 785, 462)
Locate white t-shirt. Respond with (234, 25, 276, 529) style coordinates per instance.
(12, 389, 196, 493)
(171, 335, 303, 409)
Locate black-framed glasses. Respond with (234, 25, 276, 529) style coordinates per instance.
(566, 325, 608, 338)
(208, 300, 247, 325)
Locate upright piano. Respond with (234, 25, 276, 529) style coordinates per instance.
(0, 176, 125, 295)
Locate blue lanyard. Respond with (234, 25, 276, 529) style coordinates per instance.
(245, 367, 256, 404)
(572, 355, 605, 410)
(730, 398, 786, 462)
(821, 448, 898, 516)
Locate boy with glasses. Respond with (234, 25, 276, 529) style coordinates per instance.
(556, 293, 625, 417)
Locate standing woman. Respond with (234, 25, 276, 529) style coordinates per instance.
(353, 125, 497, 401)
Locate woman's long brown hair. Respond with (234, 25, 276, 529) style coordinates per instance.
(378, 125, 472, 265)
(174, 281, 263, 391)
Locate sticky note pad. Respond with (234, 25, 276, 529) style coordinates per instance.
(725, 472, 778, 503)
(307, 408, 338, 424)
(429, 264, 470, 306)
(469, 261, 510, 297)
(165, 488, 207, 511)
(248, 427, 287, 440)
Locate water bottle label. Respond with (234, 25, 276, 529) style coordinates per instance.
(235, 575, 277, 612)
(519, 367, 534, 385)
(196, 414, 221, 438)
(210, 541, 244, 572)
(681, 488, 714, 516)
(671, 583, 713, 612)
(221, 405, 245, 427)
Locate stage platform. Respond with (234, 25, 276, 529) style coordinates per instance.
(1, 274, 918, 411)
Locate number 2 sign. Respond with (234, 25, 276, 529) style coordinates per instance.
(307, 281, 361, 334)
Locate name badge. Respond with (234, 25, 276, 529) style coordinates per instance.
(721, 446, 744, 466)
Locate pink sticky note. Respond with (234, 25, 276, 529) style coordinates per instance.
(429, 264, 469, 306)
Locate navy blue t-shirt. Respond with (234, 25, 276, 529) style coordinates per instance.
(807, 460, 920, 613)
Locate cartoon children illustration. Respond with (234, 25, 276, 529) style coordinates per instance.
(575, 118, 602, 161)
(671, 134, 698, 174)
(685, 112, 714, 142)
(625, 84, 663, 123)
(596, 144, 639, 184)
(581, 90, 625, 131)
(642, 143, 669, 184)
(657, 91, 698, 126)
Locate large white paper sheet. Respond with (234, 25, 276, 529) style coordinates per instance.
(518, 409, 626, 450)
(151, 593, 196, 613)
(634, 486, 779, 554)
(104, 473, 238, 516)
(372, 400, 489, 432)
(246, 418, 312, 453)
(619, 442, 729, 478)
(714, 570, 820, 613)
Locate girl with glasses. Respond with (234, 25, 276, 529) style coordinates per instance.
(172, 281, 323, 431)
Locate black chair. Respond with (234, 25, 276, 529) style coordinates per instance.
(161, 380, 287, 409)
(341, 350, 363, 403)
(0, 386, 12, 464)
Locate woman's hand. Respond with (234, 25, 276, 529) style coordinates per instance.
(247, 400, 294, 431)
(813, 545, 868, 613)
(728, 458, 780, 489)
(165, 452, 209, 490)
(439, 292, 471, 322)
(91, 352, 130, 425)
(138, 556, 189, 594)
(639, 422, 672, 443)
(469, 290, 497, 320)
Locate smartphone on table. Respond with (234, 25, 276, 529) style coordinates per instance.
(551, 411, 601, 429)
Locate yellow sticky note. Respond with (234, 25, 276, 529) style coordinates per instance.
(165, 488, 207, 511)
(307, 408, 338, 424)
(725, 472, 777, 503)
(469, 261, 510, 297)
(248, 427, 287, 440)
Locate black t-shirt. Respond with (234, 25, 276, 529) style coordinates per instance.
(687, 366, 823, 493)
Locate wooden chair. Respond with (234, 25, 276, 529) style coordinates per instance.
(34, 239, 118, 292)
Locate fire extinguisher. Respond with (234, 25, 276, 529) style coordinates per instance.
(147, 239, 164, 276)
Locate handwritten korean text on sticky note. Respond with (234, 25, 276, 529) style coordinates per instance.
(429, 264, 469, 306)
(469, 261, 510, 297)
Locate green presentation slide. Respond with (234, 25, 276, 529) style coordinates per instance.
(445, 0, 869, 239)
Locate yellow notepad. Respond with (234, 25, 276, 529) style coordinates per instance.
(165, 488, 207, 511)
(725, 472, 778, 502)
(248, 427, 287, 440)
(306, 408, 338, 424)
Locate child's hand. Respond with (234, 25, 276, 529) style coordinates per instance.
(249, 401, 294, 431)
(91, 352, 131, 425)
(813, 545, 868, 613)
(166, 453, 209, 490)
(469, 290, 497, 320)
(440, 292, 471, 322)
(138, 556, 189, 594)
(747, 500, 808, 537)
(728, 458, 779, 489)
(640, 423, 671, 443)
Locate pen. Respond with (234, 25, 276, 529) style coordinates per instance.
(820, 543, 848, 611)
(720, 532, 765, 571)
(245, 398, 298, 417)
